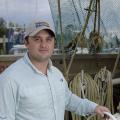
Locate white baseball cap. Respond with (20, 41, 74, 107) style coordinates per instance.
(24, 20, 55, 38)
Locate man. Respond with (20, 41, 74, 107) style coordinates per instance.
(0, 20, 109, 120)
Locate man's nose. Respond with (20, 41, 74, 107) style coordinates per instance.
(40, 40, 47, 47)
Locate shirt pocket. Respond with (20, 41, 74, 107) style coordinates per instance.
(20, 85, 49, 109)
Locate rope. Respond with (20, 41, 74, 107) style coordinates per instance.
(69, 67, 113, 120)
(67, 0, 94, 80)
(69, 70, 100, 120)
(94, 67, 114, 113)
(57, 0, 68, 79)
(71, 0, 82, 28)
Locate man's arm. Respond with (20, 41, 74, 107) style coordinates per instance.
(0, 76, 17, 120)
(64, 79, 109, 117)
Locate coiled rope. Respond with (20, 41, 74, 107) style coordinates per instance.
(69, 70, 100, 120)
(69, 68, 113, 120)
(94, 67, 114, 113)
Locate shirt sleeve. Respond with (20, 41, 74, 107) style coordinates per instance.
(0, 76, 18, 120)
(64, 78, 98, 116)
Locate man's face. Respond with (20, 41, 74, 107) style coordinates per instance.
(25, 30, 55, 62)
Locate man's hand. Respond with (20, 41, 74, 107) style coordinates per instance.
(95, 105, 110, 118)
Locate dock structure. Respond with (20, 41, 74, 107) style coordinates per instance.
(0, 54, 120, 79)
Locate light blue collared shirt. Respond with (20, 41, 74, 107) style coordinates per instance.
(0, 53, 97, 120)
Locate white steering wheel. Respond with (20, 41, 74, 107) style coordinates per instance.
(103, 112, 117, 120)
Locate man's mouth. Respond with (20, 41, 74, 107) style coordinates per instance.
(39, 49, 49, 53)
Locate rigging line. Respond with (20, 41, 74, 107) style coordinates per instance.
(48, 0, 59, 48)
(100, 17, 108, 36)
(48, 0, 56, 34)
(89, 1, 95, 27)
(93, 0, 97, 32)
(78, 0, 90, 32)
(57, 0, 68, 79)
(98, 0, 101, 34)
(71, 0, 82, 29)
(78, 0, 85, 21)
(87, 0, 97, 32)
(67, 0, 94, 79)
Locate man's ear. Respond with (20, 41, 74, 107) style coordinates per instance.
(24, 36, 29, 46)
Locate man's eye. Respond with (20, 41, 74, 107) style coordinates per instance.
(47, 38, 52, 41)
(34, 38, 39, 41)
(32, 37, 40, 41)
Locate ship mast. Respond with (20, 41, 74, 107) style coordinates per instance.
(93, 0, 101, 35)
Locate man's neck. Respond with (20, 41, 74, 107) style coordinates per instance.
(31, 60, 48, 75)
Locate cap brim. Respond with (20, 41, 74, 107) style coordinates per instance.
(29, 26, 55, 37)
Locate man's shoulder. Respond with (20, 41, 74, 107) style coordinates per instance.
(0, 58, 22, 84)
(51, 66, 62, 74)
(6, 57, 24, 70)
(0, 57, 25, 78)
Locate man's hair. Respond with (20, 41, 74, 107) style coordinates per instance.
(44, 29, 55, 38)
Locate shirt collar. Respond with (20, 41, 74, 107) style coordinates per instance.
(23, 53, 53, 75)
